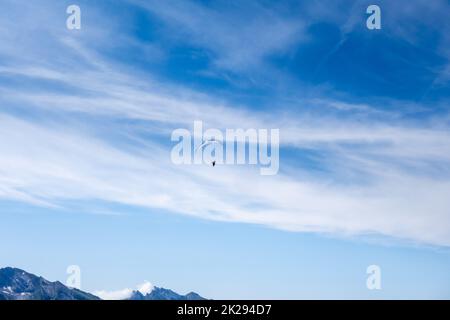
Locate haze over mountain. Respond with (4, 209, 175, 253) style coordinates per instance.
(0, 267, 205, 300)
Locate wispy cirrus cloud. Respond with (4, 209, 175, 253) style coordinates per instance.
(1, 0, 450, 247)
(130, 0, 305, 72)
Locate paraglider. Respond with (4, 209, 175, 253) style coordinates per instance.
(195, 138, 222, 167)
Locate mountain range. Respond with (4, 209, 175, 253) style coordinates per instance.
(128, 287, 205, 300)
(0, 267, 205, 300)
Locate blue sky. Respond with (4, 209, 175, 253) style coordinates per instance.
(1, 0, 450, 299)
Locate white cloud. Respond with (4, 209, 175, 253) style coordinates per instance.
(137, 281, 154, 295)
(1, 109, 450, 246)
(94, 288, 133, 300)
(131, 0, 305, 71)
(94, 281, 153, 300)
(1, 0, 450, 248)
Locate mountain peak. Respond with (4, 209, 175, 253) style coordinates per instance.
(0, 267, 100, 300)
(127, 286, 206, 300)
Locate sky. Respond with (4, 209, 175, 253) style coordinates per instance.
(0, 0, 450, 299)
